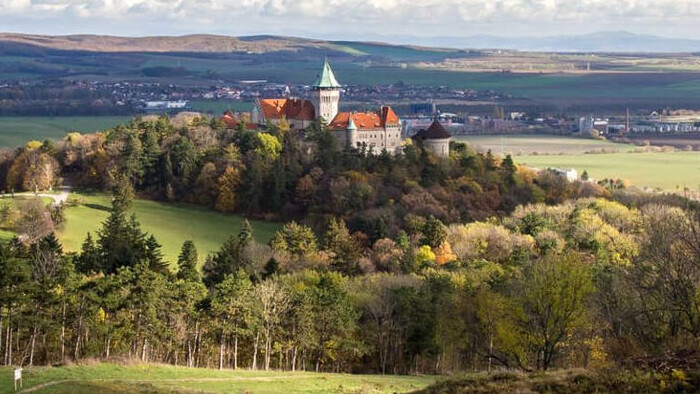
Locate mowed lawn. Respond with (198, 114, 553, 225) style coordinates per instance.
(455, 135, 635, 155)
(0, 116, 131, 148)
(60, 192, 280, 264)
(517, 151, 700, 191)
(0, 363, 436, 393)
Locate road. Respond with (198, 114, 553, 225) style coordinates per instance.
(1, 185, 71, 206)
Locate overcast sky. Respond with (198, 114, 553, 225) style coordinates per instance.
(0, 0, 698, 43)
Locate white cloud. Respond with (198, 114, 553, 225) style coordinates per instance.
(0, 0, 698, 38)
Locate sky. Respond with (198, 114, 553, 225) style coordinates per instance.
(0, 0, 698, 43)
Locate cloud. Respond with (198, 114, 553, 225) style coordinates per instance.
(0, 0, 698, 38)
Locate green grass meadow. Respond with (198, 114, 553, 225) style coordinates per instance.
(60, 193, 279, 264)
(455, 135, 700, 191)
(517, 151, 700, 191)
(456, 135, 635, 155)
(0, 117, 130, 148)
(0, 363, 436, 393)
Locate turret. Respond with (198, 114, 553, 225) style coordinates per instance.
(312, 58, 341, 124)
(346, 116, 358, 148)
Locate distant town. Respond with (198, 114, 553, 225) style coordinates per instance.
(2, 69, 700, 143)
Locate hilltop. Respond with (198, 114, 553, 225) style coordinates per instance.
(0, 32, 467, 60)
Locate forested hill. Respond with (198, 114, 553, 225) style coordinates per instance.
(2, 114, 700, 376)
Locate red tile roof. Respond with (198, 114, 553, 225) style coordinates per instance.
(220, 112, 259, 130)
(330, 106, 399, 130)
(258, 98, 315, 121)
(381, 106, 399, 126)
(221, 112, 238, 128)
(412, 120, 451, 140)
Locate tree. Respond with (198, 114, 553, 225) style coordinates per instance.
(177, 241, 200, 282)
(122, 130, 144, 184)
(203, 221, 254, 288)
(502, 154, 517, 185)
(255, 279, 290, 370)
(78, 232, 100, 273)
(210, 270, 253, 370)
(309, 273, 360, 372)
(144, 234, 168, 274)
(16, 198, 54, 243)
(7, 150, 59, 192)
(140, 127, 161, 189)
(324, 218, 361, 276)
(581, 170, 589, 181)
(270, 221, 317, 258)
(421, 215, 447, 248)
(518, 252, 594, 370)
(256, 133, 282, 162)
(112, 174, 134, 213)
(215, 166, 240, 213)
(194, 162, 219, 206)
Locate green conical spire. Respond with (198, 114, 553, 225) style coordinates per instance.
(313, 57, 341, 89)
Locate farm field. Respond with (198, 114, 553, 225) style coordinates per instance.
(189, 100, 254, 114)
(456, 135, 635, 155)
(517, 151, 700, 191)
(0, 116, 131, 148)
(60, 192, 280, 264)
(0, 363, 436, 393)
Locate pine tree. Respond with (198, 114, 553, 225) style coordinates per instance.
(324, 218, 361, 276)
(177, 240, 200, 282)
(502, 154, 517, 185)
(203, 221, 254, 288)
(144, 235, 168, 274)
(78, 232, 100, 274)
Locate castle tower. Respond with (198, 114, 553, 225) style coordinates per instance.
(312, 58, 341, 124)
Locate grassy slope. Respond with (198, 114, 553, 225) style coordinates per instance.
(517, 151, 700, 191)
(60, 192, 279, 264)
(455, 135, 636, 155)
(0, 363, 436, 394)
(0, 117, 130, 148)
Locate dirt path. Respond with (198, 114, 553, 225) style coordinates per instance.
(21, 379, 71, 393)
(20, 375, 311, 392)
(1, 185, 71, 207)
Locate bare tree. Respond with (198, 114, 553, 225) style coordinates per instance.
(255, 280, 290, 371)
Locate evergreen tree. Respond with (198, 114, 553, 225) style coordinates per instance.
(144, 234, 168, 274)
(324, 218, 361, 276)
(502, 154, 517, 185)
(203, 221, 254, 288)
(421, 215, 447, 248)
(177, 240, 200, 282)
(140, 128, 161, 189)
(78, 232, 100, 274)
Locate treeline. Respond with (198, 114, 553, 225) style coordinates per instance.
(0, 113, 605, 234)
(2, 176, 700, 374)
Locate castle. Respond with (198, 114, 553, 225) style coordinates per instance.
(252, 58, 403, 154)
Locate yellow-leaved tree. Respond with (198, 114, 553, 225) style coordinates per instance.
(215, 166, 240, 213)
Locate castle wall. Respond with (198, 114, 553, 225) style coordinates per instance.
(336, 125, 402, 154)
(424, 138, 451, 158)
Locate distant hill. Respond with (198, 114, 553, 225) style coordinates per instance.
(407, 31, 700, 53)
(0, 33, 330, 53)
(0, 33, 466, 60)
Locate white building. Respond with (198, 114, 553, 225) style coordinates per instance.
(552, 168, 578, 182)
(329, 107, 402, 154)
